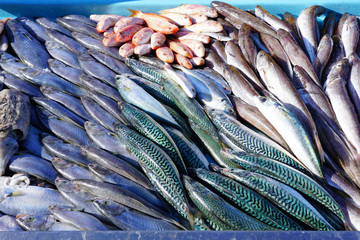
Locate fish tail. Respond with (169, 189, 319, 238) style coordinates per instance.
(128, 9, 139, 17)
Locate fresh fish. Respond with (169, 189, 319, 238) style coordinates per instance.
(0, 215, 23, 231)
(220, 169, 334, 230)
(178, 39, 205, 58)
(174, 31, 210, 44)
(167, 39, 193, 58)
(77, 53, 117, 87)
(115, 24, 143, 43)
(102, 33, 121, 47)
(348, 55, 360, 115)
(174, 53, 192, 69)
(40, 86, 91, 121)
(45, 28, 87, 54)
(205, 32, 233, 41)
(49, 205, 108, 231)
(125, 58, 166, 84)
(87, 49, 132, 75)
(196, 67, 231, 94)
(42, 134, 93, 166)
(9, 154, 58, 184)
(217, 18, 238, 41)
(20, 125, 52, 161)
(115, 74, 178, 126)
(0, 72, 42, 98)
(341, 15, 359, 58)
(36, 17, 72, 37)
(62, 14, 97, 27)
(57, 17, 101, 39)
(16, 214, 80, 231)
(150, 32, 166, 50)
(132, 27, 153, 45)
(119, 42, 135, 58)
(33, 97, 86, 127)
(134, 43, 152, 55)
(93, 199, 181, 230)
(282, 12, 298, 36)
(80, 146, 150, 189)
(45, 41, 82, 70)
(0, 185, 72, 216)
(164, 63, 195, 97)
(296, 5, 325, 62)
(79, 74, 122, 102)
(335, 12, 350, 36)
(159, 13, 192, 27)
(159, 4, 218, 18)
(253, 96, 323, 179)
(16, 17, 51, 43)
(210, 40, 226, 63)
(129, 10, 179, 35)
(0, 51, 28, 79)
(189, 57, 205, 66)
(113, 17, 145, 33)
(194, 168, 303, 230)
(156, 47, 174, 63)
(211, 1, 277, 38)
(19, 67, 87, 97)
(313, 34, 333, 79)
(6, 19, 50, 69)
(71, 32, 122, 60)
(183, 175, 275, 230)
(189, 14, 208, 24)
(52, 157, 100, 181)
(181, 20, 223, 33)
(97, 16, 124, 32)
(47, 59, 84, 86)
(322, 35, 345, 83)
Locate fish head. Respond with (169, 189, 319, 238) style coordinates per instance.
(47, 58, 64, 68)
(209, 163, 222, 172)
(55, 177, 74, 193)
(254, 5, 267, 19)
(84, 121, 104, 135)
(256, 50, 273, 71)
(51, 157, 73, 170)
(18, 67, 42, 78)
(16, 214, 51, 231)
(77, 53, 93, 62)
(48, 204, 73, 213)
(0, 52, 17, 63)
(87, 163, 108, 176)
(327, 58, 350, 80)
(348, 54, 359, 65)
(39, 85, 57, 96)
(0, 135, 19, 175)
(93, 198, 124, 214)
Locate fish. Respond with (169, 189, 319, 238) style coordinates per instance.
(16, 17, 51, 43)
(167, 40, 193, 58)
(0, 72, 42, 98)
(102, 33, 121, 47)
(156, 47, 174, 63)
(45, 41, 82, 70)
(348, 54, 360, 116)
(174, 31, 210, 44)
(178, 39, 205, 57)
(79, 74, 121, 102)
(159, 13, 192, 27)
(52, 157, 100, 181)
(16, 214, 80, 231)
(113, 17, 145, 33)
(321, 11, 337, 37)
(134, 43, 152, 55)
(119, 42, 135, 58)
(189, 57, 205, 66)
(132, 27, 153, 45)
(20, 125, 52, 161)
(335, 13, 350, 36)
(36, 17, 72, 37)
(62, 14, 97, 27)
(181, 20, 223, 33)
(238, 24, 257, 70)
(313, 34, 333, 79)
(115, 24, 143, 43)
(96, 15, 123, 32)
(159, 4, 218, 18)
(341, 15, 359, 58)
(57, 17, 102, 40)
(150, 32, 166, 50)
(174, 53, 192, 69)
(45, 28, 87, 55)
(210, 40, 226, 63)
(188, 14, 208, 24)
(129, 10, 179, 35)
(47, 58, 84, 86)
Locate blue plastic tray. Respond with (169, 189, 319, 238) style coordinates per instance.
(0, 0, 359, 238)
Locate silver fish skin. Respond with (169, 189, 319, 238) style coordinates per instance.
(80, 74, 122, 102)
(45, 41, 82, 70)
(42, 134, 93, 166)
(56, 17, 102, 40)
(19, 67, 87, 97)
(5, 19, 50, 69)
(164, 64, 196, 99)
(62, 15, 97, 27)
(47, 58, 84, 87)
(34, 97, 87, 127)
(0, 51, 29, 79)
(20, 125, 52, 161)
(296, 5, 325, 63)
(277, 28, 320, 86)
(55, 177, 106, 222)
(238, 24, 257, 70)
(324, 59, 360, 153)
(210, 40, 227, 63)
(9, 154, 58, 184)
(341, 15, 359, 58)
(88, 49, 132, 75)
(217, 18, 238, 40)
(322, 35, 345, 83)
(81, 96, 120, 132)
(88, 164, 165, 209)
(52, 157, 100, 181)
(16, 17, 51, 43)
(71, 32, 122, 60)
(16, 214, 63, 231)
(196, 67, 231, 94)
(205, 49, 226, 76)
(36, 17, 72, 37)
(348, 55, 360, 115)
(260, 33, 293, 79)
(93, 199, 180, 230)
(313, 34, 333, 79)
(37, 109, 96, 148)
(80, 146, 150, 189)
(40, 86, 91, 121)
(78, 53, 117, 87)
(49, 205, 108, 231)
(45, 28, 87, 55)
(335, 13, 351, 36)
(0, 72, 42, 98)
(0, 185, 73, 216)
(224, 41, 262, 88)
(0, 215, 23, 231)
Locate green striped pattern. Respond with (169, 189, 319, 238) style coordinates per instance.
(125, 58, 166, 85)
(114, 125, 191, 222)
(183, 176, 277, 231)
(224, 150, 345, 224)
(194, 169, 303, 230)
(221, 169, 334, 231)
(208, 109, 309, 174)
(119, 102, 187, 174)
(163, 105, 193, 138)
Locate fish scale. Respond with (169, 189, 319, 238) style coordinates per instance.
(194, 169, 303, 230)
(221, 169, 334, 231)
(223, 150, 345, 224)
(114, 125, 192, 223)
(119, 102, 187, 174)
(126, 58, 166, 85)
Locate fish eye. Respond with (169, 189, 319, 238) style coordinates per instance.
(104, 200, 110, 206)
(228, 108, 235, 114)
(26, 216, 34, 222)
(259, 97, 267, 103)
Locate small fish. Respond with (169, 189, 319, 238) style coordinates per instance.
(113, 17, 145, 33)
(52, 157, 100, 181)
(190, 56, 205, 66)
(164, 63, 195, 96)
(167, 40, 193, 58)
(129, 9, 179, 35)
(181, 20, 223, 33)
(174, 54, 192, 69)
(16, 213, 80, 231)
(102, 33, 121, 47)
(96, 15, 123, 32)
(341, 15, 359, 58)
(90, 14, 124, 22)
(159, 4, 218, 18)
(188, 14, 208, 24)
(45, 41, 82, 70)
(88, 49, 132, 75)
(150, 32, 166, 49)
(16, 17, 51, 43)
(46, 28, 88, 54)
(313, 34, 333, 79)
(134, 43, 152, 55)
(57, 17, 101, 39)
(62, 14, 97, 27)
(115, 24, 143, 43)
(132, 27, 153, 45)
(119, 42, 136, 58)
(159, 13, 192, 26)
(156, 46, 174, 63)
(174, 31, 210, 43)
(179, 39, 205, 57)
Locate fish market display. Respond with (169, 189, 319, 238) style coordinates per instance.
(0, 1, 358, 232)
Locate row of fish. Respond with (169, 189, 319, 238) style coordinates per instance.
(0, 1, 358, 232)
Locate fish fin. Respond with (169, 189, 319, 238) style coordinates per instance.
(128, 9, 139, 17)
(8, 190, 25, 197)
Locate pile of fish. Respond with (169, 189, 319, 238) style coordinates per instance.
(0, 0, 358, 232)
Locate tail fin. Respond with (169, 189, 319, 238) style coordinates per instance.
(128, 9, 138, 17)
